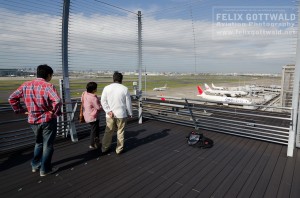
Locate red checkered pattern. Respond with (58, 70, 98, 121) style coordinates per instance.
(8, 78, 62, 124)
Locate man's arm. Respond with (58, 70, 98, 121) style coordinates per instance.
(101, 88, 111, 112)
(101, 88, 114, 118)
(48, 85, 62, 116)
(8, 85, 26, 114)
(125, 89, 133, 117)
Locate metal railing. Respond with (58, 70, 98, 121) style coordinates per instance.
(0, 102, 77, 154)
(0, 98, 139, 155)
(141, 96, 292, 145)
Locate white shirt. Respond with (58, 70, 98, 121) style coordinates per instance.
(101, 83, 132, 118)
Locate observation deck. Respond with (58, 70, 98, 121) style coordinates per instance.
(1, 119, 299, 198)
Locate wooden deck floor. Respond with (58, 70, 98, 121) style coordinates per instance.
(1, 119, 300, 198)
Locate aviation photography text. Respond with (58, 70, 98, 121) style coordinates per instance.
(212, 6, 297, 39)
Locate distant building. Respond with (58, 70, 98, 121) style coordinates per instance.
(0, 68, 36, 77)
(0, 69, 18, 77)
(280, 64, 295, 107)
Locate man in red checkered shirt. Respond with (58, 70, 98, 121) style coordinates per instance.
(8, 64, 62, 177)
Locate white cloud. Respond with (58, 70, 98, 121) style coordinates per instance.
(0, 5, 297, 73)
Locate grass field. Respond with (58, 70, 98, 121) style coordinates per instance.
(0, 74, 281, 103)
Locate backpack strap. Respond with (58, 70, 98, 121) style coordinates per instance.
(187, 131, 214, 149)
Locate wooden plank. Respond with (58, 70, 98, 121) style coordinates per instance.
(58, 122, 181, 197)
(0, 120, 299, 198)
(173, 137, 248, 197)
(198, 139, 257, 197)
(277, 147, 297, 198)
(123, 132, 221, 198)
(290, 149, 300, 198)
(250, 145, 282, 198)
(263, 147, 287, 198)
(18, 140, 103, 197)
(106, 139, 197, 197)
(223, 141, 269, 198)
(210, 140, 262, 198)
(136, 134, 231, 197)
(20, 121, 176, 197)
(79, 122, 189, 197)
(183, 189, 201, 198)
(237, 143, 275, 197)
(140, 133, 232, 198)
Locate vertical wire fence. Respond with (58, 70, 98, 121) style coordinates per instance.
(0, 0, 299, 153)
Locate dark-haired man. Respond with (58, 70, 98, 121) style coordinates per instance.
(101, 71, 132, 154)
(8, 64, 62, 176)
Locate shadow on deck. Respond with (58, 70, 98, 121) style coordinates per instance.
(1, 119, 300, 198)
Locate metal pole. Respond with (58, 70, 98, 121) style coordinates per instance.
(280, 66, 284, 107)
(287, 4, 300, 157)
(145, 71, 147, 99)
(138, 11, 143, 124)
(185, 99, 198, 130)
(62, 0, 77, 142)
(58, 79, 65, 135)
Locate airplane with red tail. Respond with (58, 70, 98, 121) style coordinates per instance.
(197, 85, 252, 105)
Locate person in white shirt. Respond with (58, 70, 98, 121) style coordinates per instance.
(101, 71, 132, 154)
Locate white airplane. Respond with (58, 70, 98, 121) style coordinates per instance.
(197, 85, 252, 105)
(204, 83, 247, 97)
(153, 84, 168, 91)
(212, 83, 224, 90)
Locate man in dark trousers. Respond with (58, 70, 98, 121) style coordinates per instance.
(8, 64, 62, 176)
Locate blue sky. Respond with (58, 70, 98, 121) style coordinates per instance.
(110, 0, 295, 14)
(109, 0, 298, 73)
(107, 0, 293, 10)
(0, 0, 298, 73)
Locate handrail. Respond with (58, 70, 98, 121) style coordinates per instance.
(141, 97, 292, 146)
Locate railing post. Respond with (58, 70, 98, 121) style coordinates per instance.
(58, 79, 65, 135)
(138, 10, 143, 124)
(62, 0, 77, 142)
(287, 3, 300, 157)
(296, 103, 300, 148)
(185, 98, 199, 130)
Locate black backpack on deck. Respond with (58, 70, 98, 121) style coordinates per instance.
(187, 131, 214, 149)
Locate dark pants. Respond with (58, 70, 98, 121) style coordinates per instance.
(90, 120, 100, 146)
(30, 119, 57, 174)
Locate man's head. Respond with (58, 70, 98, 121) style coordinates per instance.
(86, 82, 98, 93)
(113, 71, 123, 83)
(37, 64, 53, 81)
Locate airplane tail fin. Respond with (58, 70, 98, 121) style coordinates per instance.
(197, 86, 205, 95)
(212, 83, 216, 88)
(204, 83, 211, 90)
